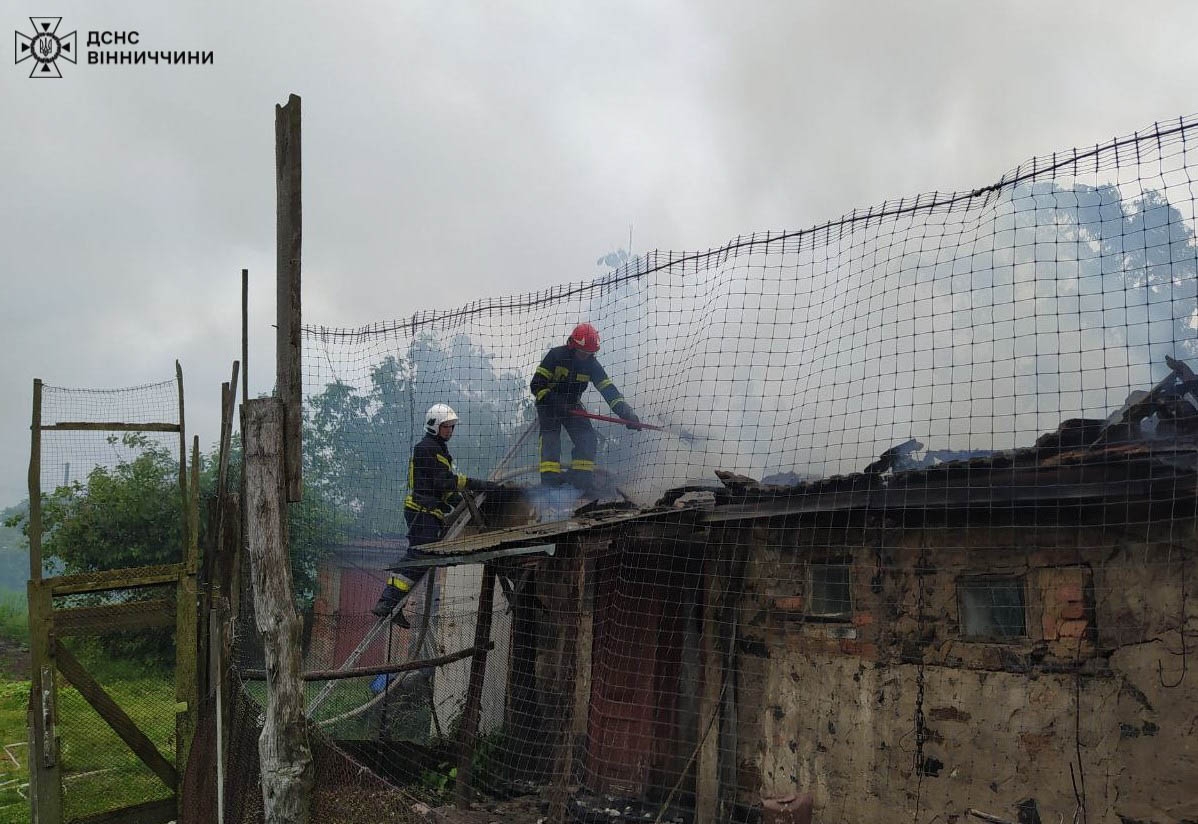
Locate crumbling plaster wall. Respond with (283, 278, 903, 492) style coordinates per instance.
(735, 521, 1198, 823)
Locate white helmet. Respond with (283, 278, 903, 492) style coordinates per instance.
(425, 403, 459, 435)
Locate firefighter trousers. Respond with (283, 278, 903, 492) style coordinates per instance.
(537, 403, 597, 486)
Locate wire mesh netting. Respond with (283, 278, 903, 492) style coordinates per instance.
(28, 379, 184, 823)
(227, 115, 1198, 823)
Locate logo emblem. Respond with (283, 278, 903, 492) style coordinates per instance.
(15, 17, 76, 78)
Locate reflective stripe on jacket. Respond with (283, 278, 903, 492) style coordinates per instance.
(403, 432, 472, 519)
(529, 345, 630, 414)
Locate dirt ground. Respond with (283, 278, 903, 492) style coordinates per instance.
(426, 797, 546, 824)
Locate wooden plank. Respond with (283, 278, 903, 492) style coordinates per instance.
(215, 494, 241, 617)
(242, 641, 493, 682)
(28, 577, 64, 823)
(214, 362, 240, 554)
(244, 398, 313, 822)
(209, 606, 226, 824)
(176, 361, 188, 548)
(71, 796, 177, 824)
(218, 363, 240, 498)
(55, 599, 175, 636)
(189, 436, 200, 571)
(40, 422, 180, 433)
(546, 543, 583, 824)
(29, 379, 43, 580)
(394, 543, 554, 569)
(242, 269, 250, 402)
(455, 563, 498, 804)
(275, 93, 303, 503)
(461, 490, 487, 528)
(27, 381, 64, 823)
(46, 564, 183, 597)
(570, 550, 595, 772)
(695, 559, 721, 824)
(54, 640, 178, 790)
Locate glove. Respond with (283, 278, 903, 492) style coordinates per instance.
(623, 410, 641, 430)
(484, 480, 508, 493)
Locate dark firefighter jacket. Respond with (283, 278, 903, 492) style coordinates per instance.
(403, 432, 485, 520)
(530, 345, 631, 415)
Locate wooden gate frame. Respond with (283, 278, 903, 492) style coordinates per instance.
(26, 364, 201, 824)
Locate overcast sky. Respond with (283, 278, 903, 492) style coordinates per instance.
(2, 1, 1197, 505)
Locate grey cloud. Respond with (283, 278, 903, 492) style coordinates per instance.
(3, 0, 1198, 504)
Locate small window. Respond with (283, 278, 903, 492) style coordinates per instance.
(958, 577, 1027, 639)
(809, 563, 852, 617)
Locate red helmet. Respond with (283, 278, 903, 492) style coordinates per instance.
(567, 322, 601, 353)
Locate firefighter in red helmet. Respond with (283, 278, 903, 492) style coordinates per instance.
(529, 323, 639, 491)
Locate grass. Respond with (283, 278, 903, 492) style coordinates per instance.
(0, 645, 176, 824)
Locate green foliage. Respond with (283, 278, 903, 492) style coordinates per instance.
(196, 432, 340, 606)
(416, 717, 509, 800)
(0, 435, 183, 663)
(305, 333, 532, 539)
(418, 763, 457, 797)
(37, 434, 184, 573)
(286, 487, 350, 606)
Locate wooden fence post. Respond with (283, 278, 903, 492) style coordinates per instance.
(546, 540, 585, 824)
(27, 378, 64, 824)
(454, 563, 498, 803)
(275, 95, 302, 503)
(244, 398, 313, 823)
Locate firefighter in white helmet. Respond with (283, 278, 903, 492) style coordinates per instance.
(372, 403, 499, 624)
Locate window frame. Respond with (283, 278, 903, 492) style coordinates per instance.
(807, 561, 853, 620)
(956, 573, 1029, 641)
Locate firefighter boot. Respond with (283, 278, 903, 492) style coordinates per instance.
(371, 575, 413, 627)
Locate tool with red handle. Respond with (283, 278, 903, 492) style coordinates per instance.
(568, 408, 702, 444)
(569, 408, 665, 431)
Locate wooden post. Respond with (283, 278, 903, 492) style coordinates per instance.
(547, 542, 584, 824)
(28, 379, 42, 582)
(568, 546, 595, 794)
(27, 378, 63, 824)
(28, 582, 62, 824)
(210, 606, 226, 824)
(237, 268, 249, 629)
(240, 270, 247, 402)
(177, 361, 188, 537)
(454, 563, 498, 804)
(244, 398, 313, 823)
(217, 493, 240, 790)
(175, 435, 201, 783)
(275, 95, 302, 503)
(695, 558, 722, 824)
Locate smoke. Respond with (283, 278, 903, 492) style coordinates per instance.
(522, 483, 596, 523)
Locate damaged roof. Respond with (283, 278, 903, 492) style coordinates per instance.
(405, 356, 1198, 564)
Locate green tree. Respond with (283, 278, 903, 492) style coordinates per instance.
(4, 430, 347, 663)
(35, 434, 185, 574)
(200, 433, 345, 606)
(304, 333, 532, 539)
